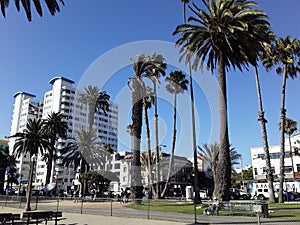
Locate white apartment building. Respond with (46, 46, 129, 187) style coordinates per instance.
(8, 92, 43, 181)
(9, 77, 118, 193)
(251, 132, 300, 181)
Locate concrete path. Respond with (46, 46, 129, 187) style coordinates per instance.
(1, 202, 300, 225)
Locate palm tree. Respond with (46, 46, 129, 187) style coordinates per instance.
(12, 119, 51, 211)
(0, 145, 9, 194)
(142, 87, 155, 195)
(129, 52, 165, 203)
(282, 118, 297, 178)
(144, 52, 166, 199)
(179, 0, 201, 204)
(261, 36, 300, 203)
(43, 112, 68, 186)
(78, 85, 110, 130)
(161, 70, 188, 197)
(62, 128, 110, 196)
(254, 65, 276, 203)
(198, 143, 241, 197)
(0, 0, 64, 21)
(173, 0, 270, 200)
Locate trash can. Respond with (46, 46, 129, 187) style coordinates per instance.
(255, 202, 269, 218)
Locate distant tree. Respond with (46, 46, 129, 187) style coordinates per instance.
(161, 70, 188, 197)
(282, 117, 297, 178)
(261, 36, 300, 203)
(78, 85, 110, 130)
(80, 170, 119, 199)
(0, 0, 64, 21)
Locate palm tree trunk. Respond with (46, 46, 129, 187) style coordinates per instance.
(215, 52, 231, 201)
(161, 93, 177, 197)
(289, 135, 295, 179)
(154, 81, 161, 199)
(45, 141, 55, 185)
(279, 64, 288, 203)
(143, 101, 155, 197)
(25, 157, 35, 211)
(130, 77, 143, 203)
(254, 66, 276, 203)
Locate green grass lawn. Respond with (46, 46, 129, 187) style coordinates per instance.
(126, 200, 300, 220)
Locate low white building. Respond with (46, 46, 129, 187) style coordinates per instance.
(251, 132, 300, 181)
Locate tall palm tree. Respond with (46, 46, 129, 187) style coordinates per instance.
(144, 52, 166, 199)
(12, 119, 51, 211)
(78, 85, 110, 130)
(173, 0, 270, 200)
(142, 87, 156, 196)
(129, 53, 165, 203)
(180, 0, 201, 204)
(161, 70, 188, 197)
(43, 112, 68, 186)
(254, 65, 276, 203)
(0, 0, 64, 21)
(282, 117, 297, 178)
(261, 36, 300, 203)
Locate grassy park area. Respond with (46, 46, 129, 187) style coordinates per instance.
(127, 200, 300, 220)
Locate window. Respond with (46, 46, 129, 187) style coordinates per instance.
(114, 163, 120, 169)
(123, 167, 127, 173)
(284, 166, 293, 173)
(254, 168, 258, 175)
(297, 164, 300, 172)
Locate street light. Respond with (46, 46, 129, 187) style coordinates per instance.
(156, 144, 166, 198)
(25, 154, 37, 211)
(18, 174, 23, 202)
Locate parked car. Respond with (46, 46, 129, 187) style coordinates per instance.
(230, 188, 251, 200)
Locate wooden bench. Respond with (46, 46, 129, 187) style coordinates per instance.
(0, 213, 21, 225)
(22, 211, 52, 225)
(50, 211, 66, 225)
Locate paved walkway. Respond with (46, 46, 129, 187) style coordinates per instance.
(1, 202, 300, 225)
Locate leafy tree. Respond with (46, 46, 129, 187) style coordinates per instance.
(261, 36, 300, 203)
(161, 70, 188, 197)
(43, 112, 68, 186)
(78, 85, 110, 130)
(80, 170, 119, 199)
(173, 0, 270, 200)
(12, 119, 51, 211)
(0, 0, 64, 21)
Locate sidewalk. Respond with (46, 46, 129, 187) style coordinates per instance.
(1, 204, 300, 225)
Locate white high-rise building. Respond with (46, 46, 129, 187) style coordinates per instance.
(8, 92, 43, 180)
(9, 77, 118, 193)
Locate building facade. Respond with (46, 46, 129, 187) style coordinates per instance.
(250, 132, 300, 181)
(8, 77, 118, 193)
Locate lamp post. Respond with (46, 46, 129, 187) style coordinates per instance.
(18, 174, 23, 202)
(155, 144, 166, 198)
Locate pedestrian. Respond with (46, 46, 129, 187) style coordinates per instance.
(211, 197, 220, 216)
(120, 188, 125, 204)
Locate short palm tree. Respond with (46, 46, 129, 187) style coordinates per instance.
(43, 112, 68, 186)
(173, 0, 270, 200)
(12, 119, 51, 211)
(0, 145, 9, 194)
(261, 36, 300, 203)
(78, 85, 110, 130)
(161, 70, 188, 197)
(198, 143, 241, 198)
(0, 0, 64, 21)
(283, 118, 297, 178)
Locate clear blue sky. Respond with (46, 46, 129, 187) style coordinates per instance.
(1, 0, 300, 167)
